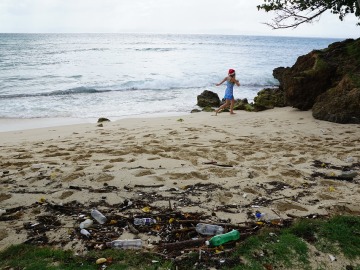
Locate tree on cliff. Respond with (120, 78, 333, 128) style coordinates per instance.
(257, 0, 360, 29)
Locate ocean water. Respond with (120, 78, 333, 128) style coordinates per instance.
(0, 33, 342, 120)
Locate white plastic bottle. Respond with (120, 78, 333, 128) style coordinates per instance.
(79, 219, 93, 229)
(133, 218, 156, 226)
(91, 209, 107, 224)
(106, 239, 142, 249)
(80, 228, 91, 237)
(195, 223, 224, 235)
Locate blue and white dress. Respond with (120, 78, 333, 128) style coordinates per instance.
(224, 80, 235, 100)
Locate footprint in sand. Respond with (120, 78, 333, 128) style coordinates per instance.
(276, 201, 308, 212)
(134, 170, 155, 177)
(58, 191, 74, 199)
(0, 193, 12, 202)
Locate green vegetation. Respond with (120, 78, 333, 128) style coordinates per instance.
(346, 39, 360, 65)
(1, 215, 360, 270)
(257, 0, 360, 29)
(346, 39, 360, 87)
(0, 245, 171, 270)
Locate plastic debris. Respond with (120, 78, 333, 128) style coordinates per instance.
(106, 239, 142, 249)
(91, 209, 107, 224)
(133, 218, 156, 226)
(79, 219, 93, 229)
(195, 223, 224, 236)
(141, 206, 151, 213)
(206, 230, 240, 247)
(329, 254, 336, 262)
(96, 258, 107, 264)
(80, 229, 91, 237)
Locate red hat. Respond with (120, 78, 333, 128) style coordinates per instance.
(228, 69, 235, 75)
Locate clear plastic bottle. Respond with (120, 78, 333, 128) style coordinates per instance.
(205, 230, 240, 247)
(91, 209, 107, 224)
(106, 239, 142, 249)
(195, 223, 224, 235)
(80, 219, 93, 229)
(133, 218, 156, 226)
(80, 228, 91, 237)
(255, 211, 282, 225)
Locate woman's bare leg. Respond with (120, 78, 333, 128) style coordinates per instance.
(215, 100, 230, 116)
(230, 98, 235, 114)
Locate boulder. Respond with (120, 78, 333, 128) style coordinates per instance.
(312, 76, 360, 124)
(97, 117, 110, 123)
(272, 67, 288, 86)
(272, 37, 360, 123)
(197, 90, 220, 107)
(281, 51, 336, 110)
(234, 98, 254, 111)
(191, 109, 201, 113)
(253, 88, 287, 111)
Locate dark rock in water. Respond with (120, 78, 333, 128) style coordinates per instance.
(191, 109, 201, 113)
(271, 38, 360, 123)
(253, 88, 286, 111)
(272, 67, 287, 84)
(197, 90, 220, 107)
(97, 117, 110, 123)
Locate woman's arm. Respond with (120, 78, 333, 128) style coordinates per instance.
(216, 77, 228, 86)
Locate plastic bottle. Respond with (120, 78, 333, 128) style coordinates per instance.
(195, 223, 224, 236)
(206, 230, 240, 247)
(80, 219, 93, 229)
(255, 211, 282, 225)
(91, 209, 107, 224)
(80, 228, 91, 237)
(133, 218, 156, 226)
(255, 212, 266, 219)
(106, 239, 142, 249)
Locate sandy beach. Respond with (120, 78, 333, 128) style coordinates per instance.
(0, 107, 359, 266)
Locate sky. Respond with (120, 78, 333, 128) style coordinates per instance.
(0, 0, 359, 38)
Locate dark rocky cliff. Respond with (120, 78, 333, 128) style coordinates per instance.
(271, 38, 360, 124)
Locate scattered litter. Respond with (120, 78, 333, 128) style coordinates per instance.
(79, 219, 93, 229)
(80, 229, 90, 237)
(329, 254, 336, 262)
(96, 258, 107, 264)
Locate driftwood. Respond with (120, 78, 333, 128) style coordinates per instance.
(203, 161, 233, 167)
(311, 172, 356, 181)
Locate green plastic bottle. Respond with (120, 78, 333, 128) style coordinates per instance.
(206, 230, 240, 247)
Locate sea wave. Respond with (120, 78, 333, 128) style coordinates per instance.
(0, 80, 277, 100)
(134, 47, 177, 52)
(0, 87, 107, 99)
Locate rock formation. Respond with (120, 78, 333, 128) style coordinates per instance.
(271, 38, 360, 124)
(197, 90, 220, 107)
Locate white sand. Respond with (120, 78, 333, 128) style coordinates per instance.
(0, 107, 359, 267)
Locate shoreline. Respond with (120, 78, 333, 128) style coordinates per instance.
(0, 111, 191, 133)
